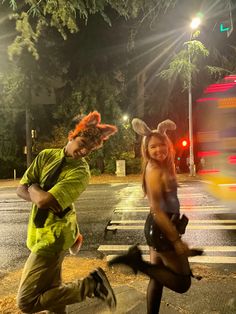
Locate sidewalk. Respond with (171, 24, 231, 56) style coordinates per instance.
(0, 255, 235, 314)
(1, 174, 235, 313)
(67, 265, 236, 314)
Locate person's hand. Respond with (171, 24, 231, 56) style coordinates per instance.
(28, 183, 40, 191)
(173, 238, 190, 255)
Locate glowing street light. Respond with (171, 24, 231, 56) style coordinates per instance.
(122, 114, 129, 122)
(190, 17, 201, 30)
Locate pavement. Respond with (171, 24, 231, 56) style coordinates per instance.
(0, 175, 236, 314)
(67, 266, 236, 314)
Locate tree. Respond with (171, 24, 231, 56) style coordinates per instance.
(1, 0, 179, 59)
(0, 0, 184, 176)
(157, 32, 230, 126)
(158, 34, 210, 89)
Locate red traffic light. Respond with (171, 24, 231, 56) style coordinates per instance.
(181, 139, 188, 147)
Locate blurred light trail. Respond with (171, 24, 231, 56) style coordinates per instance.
(196, 75, 236, 200)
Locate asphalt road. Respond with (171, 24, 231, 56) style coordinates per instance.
(0, 181, 235, 276)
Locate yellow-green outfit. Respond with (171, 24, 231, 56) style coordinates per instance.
(17, 148, 97, 314)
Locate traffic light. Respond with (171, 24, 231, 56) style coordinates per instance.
(181, 139, 189, 148)
(176, 138, 189, 173)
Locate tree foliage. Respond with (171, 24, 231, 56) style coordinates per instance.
(158, 39, 210, 90)
(2, 0, 178, 59)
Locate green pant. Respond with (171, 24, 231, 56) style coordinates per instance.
(17, 252, 96, 314)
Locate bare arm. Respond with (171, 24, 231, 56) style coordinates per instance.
(28, 184, 62, 214)
(17, 183, 62, 214)
(16, 184, 31, 202)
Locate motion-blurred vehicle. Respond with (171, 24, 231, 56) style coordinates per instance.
(196, 75, 236, 200)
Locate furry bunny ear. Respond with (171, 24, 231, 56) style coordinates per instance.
(98, 124, 118, 140)
(132, 118, 152, 136)
(157, 119, 176, 135)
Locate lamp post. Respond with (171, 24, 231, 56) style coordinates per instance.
(188, 17, 201, 176)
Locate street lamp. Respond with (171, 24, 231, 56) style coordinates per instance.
(122, 114, 130, 129)
(122, 114, 129, 122)
(188, 16, 201, 176)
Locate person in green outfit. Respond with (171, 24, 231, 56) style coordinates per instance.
(16, 111, 117, 314)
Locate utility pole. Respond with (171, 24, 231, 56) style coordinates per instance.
(25, 73, 32, 167)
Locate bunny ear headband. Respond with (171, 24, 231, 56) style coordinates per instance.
(68, 111, 117, 141)
(132, 118, 176, 136)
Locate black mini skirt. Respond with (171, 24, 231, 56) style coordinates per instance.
(144, 213, 175, 252)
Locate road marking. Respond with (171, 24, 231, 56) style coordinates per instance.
(105, 224, 236, 230)
(109, 219, 236, 224)
(188, 256, 236, 263)
(178, 193, 203, 198)
(106, 254, 236, 264)
(114, 205, 230, 213)
(114, 208, 230, 213)
(98, 245, 236, 252)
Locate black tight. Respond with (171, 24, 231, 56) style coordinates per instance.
(140, 261, 191, 294)
(147, 279, 163, 314)
(109, 245, 191, 313)
(144, 251, 191, 314)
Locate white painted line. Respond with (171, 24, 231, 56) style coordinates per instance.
(106, 225, 236, 230)
(181, 205, 228, 208)
(109, 220, 236, 224)
(115, 205, 228, 209)
(0, 207, 30, 210)
(178, 194, 203, 198)
(106, 254, 236, 264)
(188, 256, 236, 264)
(98, 245, 236, 252)
(107, 225, 142, 230)
(114, 206, 230, 213)
(182, 208, 231, 212)
(110, 220, 145, 224)
(188, 225, 236, 230)
(114, 209, 148, 213)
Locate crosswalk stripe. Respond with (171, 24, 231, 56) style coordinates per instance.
(108, 220, 236, 224)
(178, 194, 203, 198)
(98, 245, 236, 252)
(105, 224, 236, 230)
(114, 206, 230, 213)
(106, 254, 236, 264)
(188, 256, 236, 263)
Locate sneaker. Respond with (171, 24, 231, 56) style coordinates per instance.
(90, 267, 116, 311)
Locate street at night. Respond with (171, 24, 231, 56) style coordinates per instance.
(0, 177, 236, 313)
(0, 179, 235, 273)
(1, 0, 236, 313)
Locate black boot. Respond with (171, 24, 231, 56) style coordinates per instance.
(108, 245, 143, 274)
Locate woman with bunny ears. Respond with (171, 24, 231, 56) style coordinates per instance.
(16, 111, 117, 314)
(109, 118, 202, 313)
